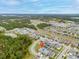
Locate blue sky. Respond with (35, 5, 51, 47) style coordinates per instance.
(0, 0, 79, 14)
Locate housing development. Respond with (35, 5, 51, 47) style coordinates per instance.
(0, 15, 79, 59)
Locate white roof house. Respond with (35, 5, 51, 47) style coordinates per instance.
(37, 52, 49, 59)
(8, 28, 32, 35)
(39, 37, 48, 41)
(67, 49, 79, 59)
(39, 48, 49, 55)
(49, 21, 71, 27)
(39, 47, 54, 57)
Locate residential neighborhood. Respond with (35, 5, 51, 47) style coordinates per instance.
(0, 0, 79, 59)
(0, 15, 79, 59)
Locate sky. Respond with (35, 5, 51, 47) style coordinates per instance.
(0, 0, 79, 14)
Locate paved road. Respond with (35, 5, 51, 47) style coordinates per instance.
(57, 45, 71, 59)
(29, 40, 40, 56)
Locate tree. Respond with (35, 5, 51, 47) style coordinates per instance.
(37, 23, 51, 29)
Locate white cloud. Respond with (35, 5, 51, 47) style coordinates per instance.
(2, 0, 21, 6)
(31, 0, 39, 2)
(73, 0, 79, 5)
(76, 0, 79, 2)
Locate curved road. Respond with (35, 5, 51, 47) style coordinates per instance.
(29, 40, 40, 56)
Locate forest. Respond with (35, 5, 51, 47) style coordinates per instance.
(0, 34, 33, 59)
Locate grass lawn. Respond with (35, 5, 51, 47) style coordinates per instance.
(23, 54, 35, 59)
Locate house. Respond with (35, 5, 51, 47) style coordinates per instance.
(45, 40, 62, 50)
(67, 48, 79, 59)
(39, 37, 47, 41)
(36, 52, 49, 59)
(39, 47, 55, 57)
